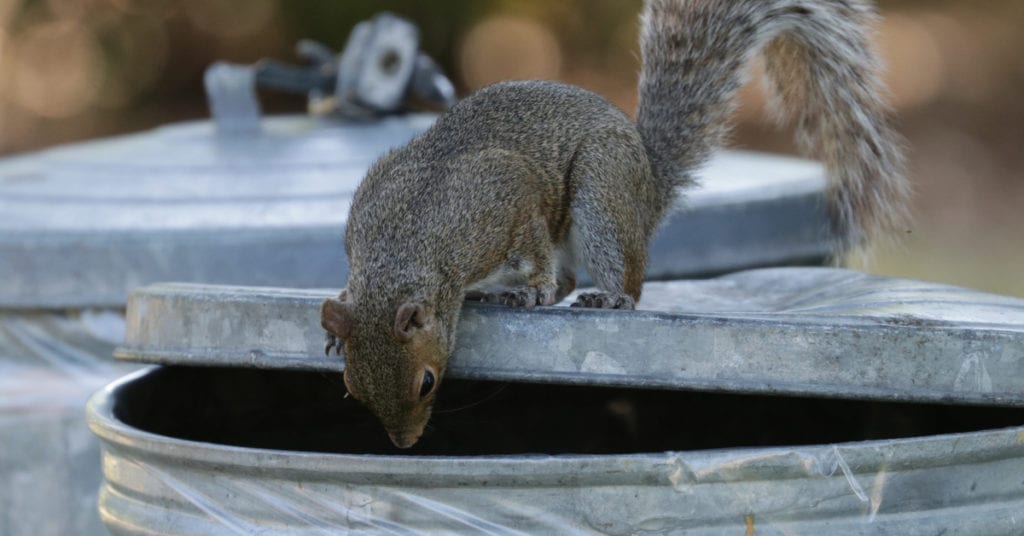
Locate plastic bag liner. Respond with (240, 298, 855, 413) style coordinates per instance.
(0, 311, 138, 536)
(88, 267, 1024, 534)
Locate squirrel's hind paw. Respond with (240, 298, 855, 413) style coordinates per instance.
(571, 292, 635, 310)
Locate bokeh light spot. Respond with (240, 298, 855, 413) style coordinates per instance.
(97, 16, 170, 109)
(9, 21, 104, 118)
(878, 14, 945, 108)
(183, 0, 276, 38)
(459, 15, 563, 90)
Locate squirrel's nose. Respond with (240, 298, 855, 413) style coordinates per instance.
(388, 430, 421, 449)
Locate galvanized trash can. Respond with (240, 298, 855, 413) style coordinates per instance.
(89, 268, 1024, 534)
(0, 114, 836, 535)
(0, 113, 431, 535)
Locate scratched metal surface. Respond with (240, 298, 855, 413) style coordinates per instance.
(0, 114, 829, 309)
(116, 267, 1024, 407)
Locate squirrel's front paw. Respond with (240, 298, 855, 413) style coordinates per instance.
(476, 284, 559, 308)
(481, 288, 537, 308)
(571, 292, 635, 310)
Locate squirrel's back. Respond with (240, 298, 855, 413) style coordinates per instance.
(348, 81, 653, 290)
(405, 80, 639, 180)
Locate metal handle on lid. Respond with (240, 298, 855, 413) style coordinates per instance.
(203, 12, 456, 133)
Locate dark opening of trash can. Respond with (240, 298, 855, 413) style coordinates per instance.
(114, 366, 1024, 455)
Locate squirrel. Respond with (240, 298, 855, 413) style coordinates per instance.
(321, 0, 908, 448)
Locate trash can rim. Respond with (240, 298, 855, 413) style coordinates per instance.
(87, 367, 1024, 480)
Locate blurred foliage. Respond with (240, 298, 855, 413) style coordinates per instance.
(0, 0, 1021, 296)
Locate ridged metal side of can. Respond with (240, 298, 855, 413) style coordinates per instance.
(87, 369, 1024, 535)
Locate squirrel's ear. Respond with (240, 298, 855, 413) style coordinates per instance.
(394, 302, 428, 342)
(321, 292, 354, 340)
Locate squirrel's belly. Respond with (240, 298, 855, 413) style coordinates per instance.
(464, 260, 535, 295)
(462, 238, 577, 297)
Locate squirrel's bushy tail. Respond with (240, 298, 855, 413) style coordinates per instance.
(637, 0, 908, 253)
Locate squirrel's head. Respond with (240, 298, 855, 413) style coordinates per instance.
(320, 289, 449, 449)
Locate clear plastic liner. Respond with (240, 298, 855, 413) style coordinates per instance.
(0, 310, 137, 536)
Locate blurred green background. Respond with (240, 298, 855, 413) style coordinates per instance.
(0, 0, 1021, 297)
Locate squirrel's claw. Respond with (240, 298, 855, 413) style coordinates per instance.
(571, 292, 635, 310)
(463, 290, 486, 302)
(324, 333, 340, 356)
(482, 289, 534, 308)
(478, 286, 559, 308)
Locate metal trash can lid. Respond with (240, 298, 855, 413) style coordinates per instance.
(115, 266, 1024, 407)
(0, 112, 829, 309)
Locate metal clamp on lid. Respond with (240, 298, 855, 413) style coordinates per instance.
(203, 12, 456, 132)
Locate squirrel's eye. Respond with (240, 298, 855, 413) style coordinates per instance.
(419, 369, 435, 398)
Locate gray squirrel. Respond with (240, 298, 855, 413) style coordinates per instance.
(321, 0, 908, 448)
